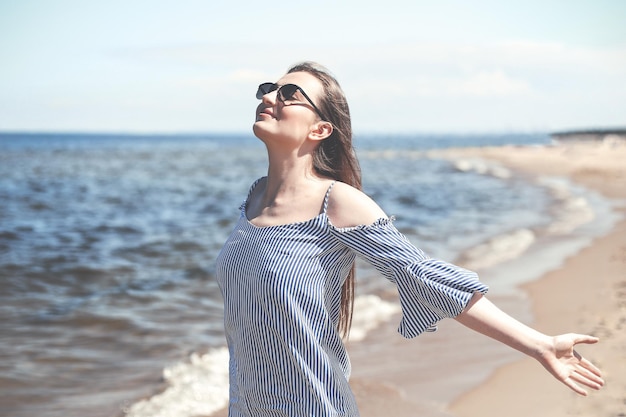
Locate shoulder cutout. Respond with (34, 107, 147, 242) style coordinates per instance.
(325, 182, 388, 228)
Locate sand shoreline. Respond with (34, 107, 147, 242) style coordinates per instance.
(450, 216, 626, 417)
(442, 141, 626, 417)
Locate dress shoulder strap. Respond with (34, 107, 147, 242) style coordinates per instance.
(322, 181, 337, 215)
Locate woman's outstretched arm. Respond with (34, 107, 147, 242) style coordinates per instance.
(455, 293, 604, 395)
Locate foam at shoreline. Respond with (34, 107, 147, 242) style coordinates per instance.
(450, 154, 617, 290)
(477, 186, 615, 298)
(125, 348, 230, 417)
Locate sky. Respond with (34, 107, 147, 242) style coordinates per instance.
(1, 0, 625, 134)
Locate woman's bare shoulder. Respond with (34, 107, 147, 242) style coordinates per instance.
(327, 182, 387, 228)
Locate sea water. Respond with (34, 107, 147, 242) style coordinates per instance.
(0, 132, 602, 417)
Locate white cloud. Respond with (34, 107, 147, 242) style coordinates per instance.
(448, 70, 533, 96)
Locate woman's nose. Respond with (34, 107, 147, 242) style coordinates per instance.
(261, 90, 278, 105)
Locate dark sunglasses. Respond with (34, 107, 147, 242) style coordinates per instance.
(256, 82, 327, 121)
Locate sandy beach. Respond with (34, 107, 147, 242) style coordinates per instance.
(350, 139, 626, 417)
(446, 140, 626, 417)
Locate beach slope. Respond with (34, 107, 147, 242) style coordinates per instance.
(350, 140, 626, 417)
(445, 141, 626, 417)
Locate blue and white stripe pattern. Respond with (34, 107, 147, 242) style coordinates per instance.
(216, 179, 488, 416)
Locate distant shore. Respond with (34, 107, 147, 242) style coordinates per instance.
(550, 127, 626, 143)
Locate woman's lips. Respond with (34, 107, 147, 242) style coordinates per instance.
(257, 109, 275, 120)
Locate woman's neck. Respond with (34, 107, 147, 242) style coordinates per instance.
(244, 150, 330, 227)
(264, 164, 315, 199)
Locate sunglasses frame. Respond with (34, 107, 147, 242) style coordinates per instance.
(256, 82, 327, 121)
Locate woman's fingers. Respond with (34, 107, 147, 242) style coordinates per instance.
(572, 334, 599, 346)
(574, 359, 605, 387)
(549, 334, 604, 395)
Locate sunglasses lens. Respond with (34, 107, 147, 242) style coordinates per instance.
(278, 84, 298, 102)
(256, 83, 276, 99)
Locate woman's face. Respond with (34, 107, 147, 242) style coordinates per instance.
(253, 71, 326, 147)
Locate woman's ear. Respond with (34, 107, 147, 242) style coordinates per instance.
(309, 121, 333, 141)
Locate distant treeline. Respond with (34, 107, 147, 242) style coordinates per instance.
(550, 128, 626, 141)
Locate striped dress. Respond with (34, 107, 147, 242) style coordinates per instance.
(216, 179, 488, 416)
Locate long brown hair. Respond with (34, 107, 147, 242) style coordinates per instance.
(287, 62, 361, 338)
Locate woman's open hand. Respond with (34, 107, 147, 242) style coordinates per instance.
(538, 333, 604, 395)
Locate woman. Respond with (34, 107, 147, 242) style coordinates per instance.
(216, 62, 603, 416)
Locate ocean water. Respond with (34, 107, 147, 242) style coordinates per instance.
(0, 131, 589, 417)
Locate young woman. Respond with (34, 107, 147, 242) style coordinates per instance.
(216, 62, 604, 416)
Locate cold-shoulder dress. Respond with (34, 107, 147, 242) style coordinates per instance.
(215, 179, 488, 416)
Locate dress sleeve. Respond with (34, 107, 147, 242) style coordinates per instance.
(328, 217, 488, 338)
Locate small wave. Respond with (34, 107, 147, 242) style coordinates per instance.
(172, 240, 206, 252)
(115, 241, 170, 260)
(124, 348, 230, 417)
(29, 201, 52, 211)
(350, 295, 401, 342)
(453, 158, 512, 179)
(0, 230, 20, 240)
(33, 309, 137, 334)
(94, 224, 142, 235)
(539, 178, 595, 235)
(461, 229, 536, 271)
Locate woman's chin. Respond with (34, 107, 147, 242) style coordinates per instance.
(252, 122, 271, 140)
